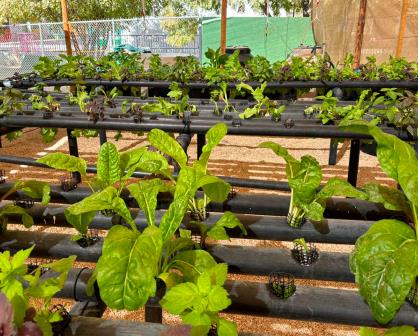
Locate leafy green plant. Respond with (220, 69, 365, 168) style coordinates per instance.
(359, 326, 415, 336)
(236, 82, 285, 119)
(0, 246, 75, 336)
(68, 86, 90, 113)
(304, 90, 343, 124)
(36, 142, 169, 237)
(258, 142, 367, 227)
(169, 56, 202, 83)
(245, 55, 273, 82)
(29, 94, 60, 143)
(340, 120, 418, 324)
(33, 56, 60, 79)
(147, 54, 171, 80)
(210, 82, 236, 114)
(0, 89, 26, 117)
(160, 263, 237, 335)
(293, 238, 310, 252)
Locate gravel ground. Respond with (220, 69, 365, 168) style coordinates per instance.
(0, 128, 393, 335)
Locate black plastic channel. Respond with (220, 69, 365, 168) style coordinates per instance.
(0, 230, 352, 281)
(0, 183, 404, 221)
(5, 203, 372, 244)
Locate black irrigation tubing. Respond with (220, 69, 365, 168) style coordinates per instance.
(0, 229, 353, 282)
(41, 266, 418, 328)
(4, 79, 418, 89)
(0, 182, 405, 221)
(1, 114, 416, 140)
(5, 203, 373, 244)
(0, 155, 291, 191)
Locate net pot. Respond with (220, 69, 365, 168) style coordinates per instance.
(287, 212, 306, 228)
(14, 196, 34, 209)
(269, 272, 296, 299)
(60, 176, 78, 192)
(291, 242, 319, 266)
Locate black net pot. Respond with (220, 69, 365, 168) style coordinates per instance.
(50, 304, 71, 336)
(208, 325, 217, 336)
(189, 209, 209, 222)
(60, 176, 78, 192)
(291, 242, 319, 266)
(42, 111, 54, 119)
(269, 272, 296, 299)
(407, 277, 418, 307)
(287, 212, 306, 229)
(0, 169, 6, 184)
(101, 209, 116, 217)
(14, 196, 34, 209)
(76, 233, 100, 248)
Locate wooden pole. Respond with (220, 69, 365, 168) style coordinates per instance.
(60, 0, 72, 56)
(220, 0, 227, 54)
(354, 0, 367, 67)
(395, 0, 409, 57)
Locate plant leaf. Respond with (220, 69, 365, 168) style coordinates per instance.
(97, 142, 121, 186)
(160, 282, 199, 315)
(36, 153, 86, 175)
(96, 225, 162, 310)
(64, 210, 96, 235)
(0, 204, 34, 228)
(218, 318, 238, 336)
(350, 219, 418, 324)
(14, 180, 51, 205)
(159, 195, 189, 243)
(148, 129, 187, 168)
(170, 250, 217, 283)
(207, 286, 231, 312)
(196, 123, 227, 172)
(207, 212, 246, 240)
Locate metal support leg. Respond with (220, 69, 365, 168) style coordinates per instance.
(99, 130, 107, 145)
(67, 129, 81, 183)
(347, 139, 360, 187)
(197, 133, 206, 159)
(328, 139, 338, 165)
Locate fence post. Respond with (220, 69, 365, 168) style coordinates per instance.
(39, 23, 45, 56)
(111, 19, 115, 49)
(198, 17, 203, 62)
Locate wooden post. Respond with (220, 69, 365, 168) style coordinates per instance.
(220, 0, 227, 54)
(395, 0, 409, 57)
(60, 0, 72, 56)
(354, 0, 367, 67)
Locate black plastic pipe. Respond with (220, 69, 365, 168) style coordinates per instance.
(4, 79, 418, 89)
(0, 183, 404, 221)
(0, 230, 353, 281)
(5, 203, 373, 244)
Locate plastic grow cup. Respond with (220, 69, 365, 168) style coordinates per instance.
(407, 278, 418, 306)
(50, 304, 71, 335)
(291, 242, 319, 266)
(189, 209, 209, 222)
(60, 176, 78, 192)
(14, 196, 34, 209)
(287, 212, 306, 228)
(269, 272, 296, 299)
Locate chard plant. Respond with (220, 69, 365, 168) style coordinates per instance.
(0, 89, 26, 117)
(340, 120, 418, 325)
(36, 141, 170, 240)
(0, 180, 51, 233)
(210, 82, 236, 114)
(258, 142, 367, 228)
(147, 123, 246, 246)
(0, 246, 75, 336)
(29, 94, 60, 143)
(236, 82, 285, 120)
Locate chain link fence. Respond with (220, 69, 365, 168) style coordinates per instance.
(0, 17, 202, 79)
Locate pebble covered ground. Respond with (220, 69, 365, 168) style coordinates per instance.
(1, 128, 394, 335)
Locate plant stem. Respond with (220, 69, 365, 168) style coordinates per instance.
(412, 205, 418, 237)
(0, 187, 17, 203)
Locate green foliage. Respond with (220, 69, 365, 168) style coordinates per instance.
(359, 326, 416, 336)
(259, 141, 366, 224)
(341, 121, 418, 324)
(0, 89, 26, 117)
(0, 247, 75, 335)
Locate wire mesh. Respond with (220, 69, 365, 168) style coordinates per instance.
(0, 17, 202, 79)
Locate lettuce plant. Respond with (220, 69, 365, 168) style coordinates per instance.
(258, 142, 366, 227)
(340, 120, 418, 324)
(0, 247, 75, 336)
(236, 82, 285, 120)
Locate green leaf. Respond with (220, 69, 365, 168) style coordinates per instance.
(66, 186, 134, 228)
(96, 225, 162, 310)
(158, 272, 182, 290)
(159, 195, 189, 243)
(198, 176, 231, 203)
(37, 152, 86, 175)
(0, 204, 34, 228)
(385, 326, 416, 336)
(127, 179, 166, 226)
(196, 123, 227, 172)
(148, 129, 187, 168)
(160, 282, 199, 315)
(97, 142, 121, 186)
(197, 272, 211, 296)
(86, 268, 98, 297)
(208, 263, 228, 286)
(14, 180, 51, 205)
(64, 210, 96, 235)
(170, 250, 217, 283)
(359, 327, 379, 336)
(350, 219, 418, 324)
(182, 311, 212, 328)
(174, 166, 200, 199)
(120, 148, 170, 180)
(363, 183, 410, 213)
(397, 160, 418, 208)
(258, 141, 300, 179)
(207, 286, 231, 312)
(218, 318, 238, 336)
(207, 212, 246, 241)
